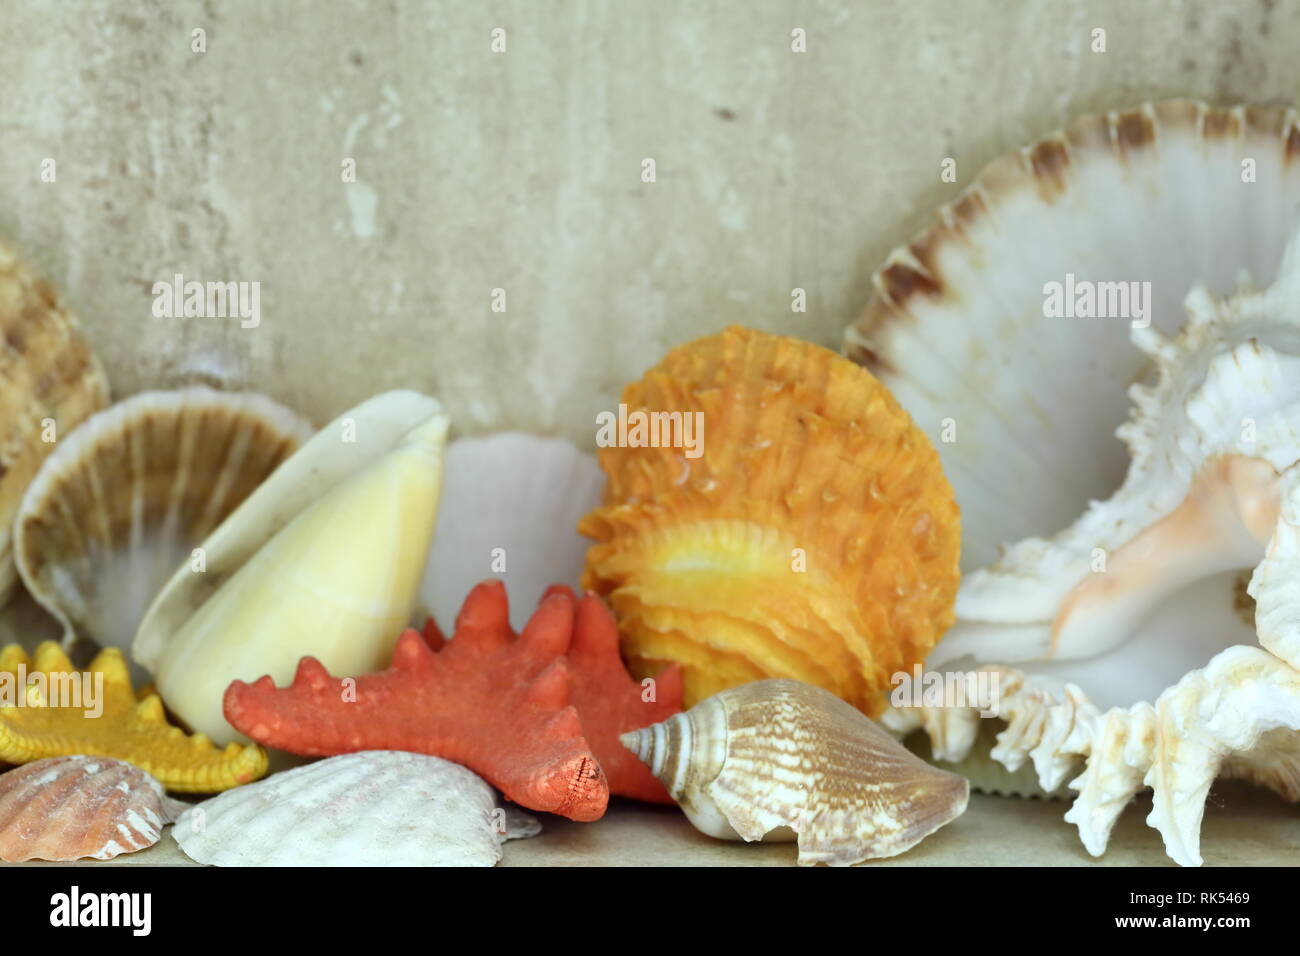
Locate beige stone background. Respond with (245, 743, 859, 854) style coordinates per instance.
(4, 0, 1297, 441)
(2, 0, 1299, 867)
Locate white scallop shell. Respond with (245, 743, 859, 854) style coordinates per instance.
(0, 756, 184, 862)
(420, 433, 603, 632)
(856, 104, 1300, 865)
(13, 387, 313, 666)
(172, 751, 540, 867)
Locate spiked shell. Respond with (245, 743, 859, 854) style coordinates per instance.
(0, 756, 184, 861)
(173, 751, 540, 867)
(855, 102, 1300, 866)
(622, 678, 969, 865)
(0, 641, 266, 792)
(133, 391, 449, 745)
(14, 387, 313, 659)
(0, 239, 110, 599)
(581, 326, 960, 713)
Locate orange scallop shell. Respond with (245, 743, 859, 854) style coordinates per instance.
(0, 756, 183, 861)
(579, 326, 961, 713)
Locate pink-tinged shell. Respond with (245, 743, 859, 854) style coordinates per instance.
(0, 756, 184, 861)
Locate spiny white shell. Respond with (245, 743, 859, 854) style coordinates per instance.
(13, 387, 314, 665)
(133, 391, 448, 745)
(172, 751, 540, 867)
(622, 679, 968, 866)
(884, 222, 1300, 865)
(420, 433, 603, 631)
(0, 756, 185, 862)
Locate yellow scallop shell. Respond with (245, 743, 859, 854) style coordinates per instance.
(579, 326, 960, 713)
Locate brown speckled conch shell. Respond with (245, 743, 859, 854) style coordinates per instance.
(622, 678, 969, 866)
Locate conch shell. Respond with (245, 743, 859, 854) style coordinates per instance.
(0, 239, 110, 599)
(622, 678, 969, 865)
(847, 101, 1300, 865)
(133, 390, 449, 744)
(14, 387, 313, 658)
(0, 755, 184, 861)
(581, 326, 960, 713)
(173, 750, 540, 867)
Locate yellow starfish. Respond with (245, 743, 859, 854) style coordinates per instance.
(0, 642, 266, 793)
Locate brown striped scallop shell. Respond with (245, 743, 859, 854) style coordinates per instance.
(0, 756, 185, 861)
(0, 239, 110, 601)
(621, 678, 969, 865)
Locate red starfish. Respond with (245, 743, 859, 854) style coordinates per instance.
(224, 580, 683, 818)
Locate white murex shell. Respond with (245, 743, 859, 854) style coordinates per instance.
(847, 101, 1300, 866)
(173, 751, 541, 866)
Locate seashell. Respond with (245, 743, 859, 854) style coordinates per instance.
(0, 641, 266, 792)
(850, 102, 1300, 865)
(422, 433, 604, 631)
(580, 325, 960, 713)
(133, 390, 449, 745)
(621, 678, 969, 865)
(13, 387, 314, 660)
(173, 751, 540, 866)
(0, 755, 185, 861)
(844, 100, 1300, 571)
(0, 239, 110, 600)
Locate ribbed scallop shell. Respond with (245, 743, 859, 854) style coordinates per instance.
(0, 756, 184, 861)
(173, 751, 539, 866)
(0, 240, 110, 601)
(581, 326, 960, 713)
(622, 678, 968, 865)
(14, 388, 314, 659)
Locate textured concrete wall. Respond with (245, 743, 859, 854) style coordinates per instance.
(2, 0, 1295, 443)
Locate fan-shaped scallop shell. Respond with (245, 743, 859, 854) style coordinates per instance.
(622, 678, 969, 865)
(173, 750, 540, 866)
(845, 100, 1300, 865)
(0, 755, 184, 861)
(0, 239, 110, 601)
(580, 326, 960, 713)
(14, 387, 314, 658)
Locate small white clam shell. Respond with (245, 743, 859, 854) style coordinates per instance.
(420, 432, 604, 631)
(0, 756, 184, 862)
(173, 751, 540, 866)
(622, 679, 969, 866)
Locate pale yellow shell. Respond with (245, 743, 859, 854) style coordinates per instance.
(13, 387, 314, 658)
(622, 678, 969, 865)
(133, 390, 449, 744)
